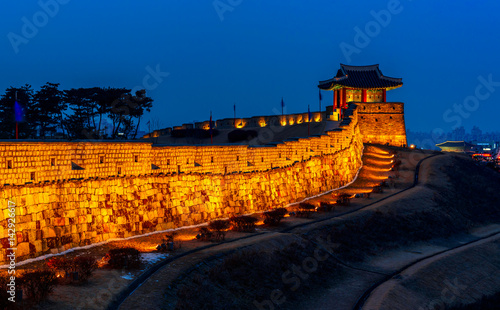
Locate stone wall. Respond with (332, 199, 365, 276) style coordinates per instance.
(0, 106, 363, 263)
(357, 102, 407, 147)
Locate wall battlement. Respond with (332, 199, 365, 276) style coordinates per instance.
(1, 108, 358, 186)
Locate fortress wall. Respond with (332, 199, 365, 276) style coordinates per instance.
(357, 102, 407, 147)
(0, 106, 364, 263)
(0, 135, 343, 185)
(0, 136, 363, 263)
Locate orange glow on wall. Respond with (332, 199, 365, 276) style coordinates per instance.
(0, 102, 386, 264)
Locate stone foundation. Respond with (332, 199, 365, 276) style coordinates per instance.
(357, 102, 407, 147)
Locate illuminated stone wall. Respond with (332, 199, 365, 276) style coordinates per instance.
(357, 102, 407, 147)
(0, 106, 363, 263)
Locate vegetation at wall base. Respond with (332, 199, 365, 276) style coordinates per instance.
(104, 248, 142, 269)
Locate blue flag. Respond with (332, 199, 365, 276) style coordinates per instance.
(14, 100, 24, 122)
(308, 105, 311, 121)
(281, 97, 284, 108)
(319, 90, 322, 101)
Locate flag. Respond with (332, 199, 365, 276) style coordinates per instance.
(281, 97, 284, 108)
(14, 99, 23, 122)
(308, 105, 311, 122)
(319, 89, 322, 101)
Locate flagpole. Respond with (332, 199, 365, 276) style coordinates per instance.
(281, 97, 284, 125)
(319, 89, 321, 112)
(15, 91, 18, 140)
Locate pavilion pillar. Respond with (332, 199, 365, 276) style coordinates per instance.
(362, 89, 367, 102)
(333, 90, 338, 109)
(341, 88, 345, 108)
(383, 89, 386, 102)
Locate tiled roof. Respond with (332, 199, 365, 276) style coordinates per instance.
(318, 64, 403, 90)
(435, 141, 475, 148)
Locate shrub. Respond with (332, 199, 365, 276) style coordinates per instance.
(263, 208, 288, 226)
(46, 256, 73, 277)
(336, 193, 352, 206)
(73, 256, 98, 283)
(104, 248, 142, 269)
(299, 202, 316, 210)
(46, 255, 98, 283)
(196, 227, 213, 241)
(318, 202, 335, 212)
(227, 129, 257, 143)
(21, 270, 57, 303)
(230, 215, 258, 232)
(208, 220, 231, 241)
(165, 232, 178, 243)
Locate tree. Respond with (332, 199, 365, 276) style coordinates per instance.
(94, 87, 130, 138)
(0, 85, 35, 139)
(108, 89, 153, 139)
(32, 82, 66, 138)
(63, 88, 97, 139)
(129, 90, 153, 139)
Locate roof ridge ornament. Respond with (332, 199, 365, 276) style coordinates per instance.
(318, 63, 402, 91)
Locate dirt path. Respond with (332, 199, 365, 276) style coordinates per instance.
(294, 155, 500, 310)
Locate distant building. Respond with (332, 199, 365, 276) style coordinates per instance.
(435, 141, 476, 153)
(472, 141, 499, 153)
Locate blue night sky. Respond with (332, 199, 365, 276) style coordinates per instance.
(1, 0, 500, 133)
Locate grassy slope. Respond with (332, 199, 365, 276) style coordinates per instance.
(169, 153, 500, 310)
